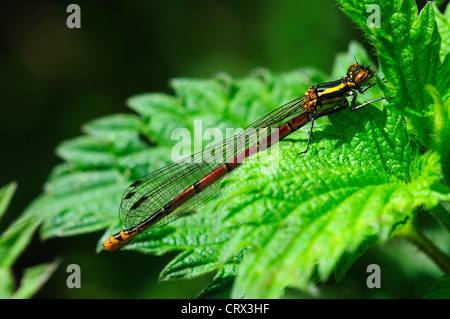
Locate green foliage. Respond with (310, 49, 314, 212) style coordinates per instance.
(14, 0, 450, 298)
(423, 274, 450, 299)
(337, 0, 449, 172)
(0, 183, 58, 299)
(427, 84, 450, 188)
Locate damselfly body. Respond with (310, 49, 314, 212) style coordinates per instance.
(104, 63, 391, 252)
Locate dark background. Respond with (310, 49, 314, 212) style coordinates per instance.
(0, 0, 440, 298)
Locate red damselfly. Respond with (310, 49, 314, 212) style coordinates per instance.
(104, 63, 391, 252)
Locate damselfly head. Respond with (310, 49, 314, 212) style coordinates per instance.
(346, 64, 374, 87)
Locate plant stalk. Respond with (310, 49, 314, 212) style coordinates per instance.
(397, 220, 450, 273)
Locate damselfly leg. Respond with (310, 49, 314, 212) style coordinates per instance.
(298, 101, 348, 155)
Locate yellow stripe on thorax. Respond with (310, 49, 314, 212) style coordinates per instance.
(316, 82, 347, 98)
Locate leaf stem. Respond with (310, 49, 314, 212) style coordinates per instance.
(397, 219, 450, 273)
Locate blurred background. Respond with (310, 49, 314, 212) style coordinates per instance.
(0, 0, 442, 298)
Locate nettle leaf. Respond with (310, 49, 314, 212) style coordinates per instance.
(28, 59, 328, 250)
(0, 182, 38, 269)
(0, 182, 17, 222)
(111, 45, 447, 298)
(17, 0, 449, 299)
(423, 274, 450, 299)
(197, 263, 237, 299)
(226, 115, 445, 298)
(433, 3, 450, 62)
(0, 266, 14, 299)
(427, 84, 450, 186)
(11, 260, 60, 299)
(337, 0, 443, 150)
(0, 183, 58, 298)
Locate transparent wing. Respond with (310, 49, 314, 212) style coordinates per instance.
(119, 95, 307, 229)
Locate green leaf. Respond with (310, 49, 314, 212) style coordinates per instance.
(0, 182, 17, 222)
(0, 183, 58, 298)
(423, 274, 450, 299)
(228, 141, 446, 298)
(33, 63, 326, 252)
(337, 0, 443, 149)
(0, 183, 41, 269)
(426, 84, 450, 186)
(160, 248, 221, 281)
(433, 2, 450, 62)
(434, 202, 450, 232)
(334, 235, 378, 282)
(0, 266, 14, 298)
(82, 114, 147, 155)
(127, 93, 187, 147)
(115, 44, 447, 298)
(197, 264, 237, 299)
(0, 183, 17, 224)
(19, 0, 450, 299)
(11, 260, 59, 299)
(0, 214, 40, 269)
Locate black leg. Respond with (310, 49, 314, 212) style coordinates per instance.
(297, 102, 348, 155)
(350, 90, 359, 110)
(350, 82, 376, 110)
(351, 82, 393, 111)
(358, 82, 376, 94)
(298, 113, 316, 155)
(351, 96, 393, 111)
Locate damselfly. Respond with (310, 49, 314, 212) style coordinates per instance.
(104, 63, 391, 252)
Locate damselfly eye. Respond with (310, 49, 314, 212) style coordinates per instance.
(354, 71, 369, 86)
